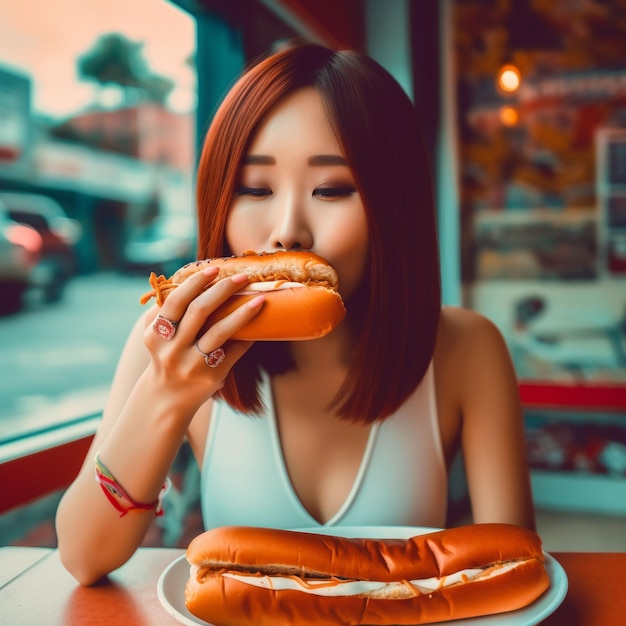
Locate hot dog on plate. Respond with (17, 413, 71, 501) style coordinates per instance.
(184, 524, 550, 625)
(140, 250, 346, 341)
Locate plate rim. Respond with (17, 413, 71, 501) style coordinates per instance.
(157, 555, 202, 626)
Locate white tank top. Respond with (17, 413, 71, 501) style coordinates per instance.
(201, 361, 448, 530)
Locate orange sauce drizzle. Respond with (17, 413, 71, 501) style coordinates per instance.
(224, 570, 351, 591)
(400, 580, 421, 597)
(283, 575, 347, 590)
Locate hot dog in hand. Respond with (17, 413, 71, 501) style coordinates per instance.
(140, 250, 346, 341)
(184, 524, 550, 626)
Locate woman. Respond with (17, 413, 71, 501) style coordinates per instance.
(56, 42, 535, 585)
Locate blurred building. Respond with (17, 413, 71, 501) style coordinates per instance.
(0, 65, 32, 174)
(52, 104, 195, 171)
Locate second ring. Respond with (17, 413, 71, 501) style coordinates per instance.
(195, 341, 226, 368)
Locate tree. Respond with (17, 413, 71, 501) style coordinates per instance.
(143, 74, 175, 106)
(78, 33, 146, 90)
(78, 32, 174, 106)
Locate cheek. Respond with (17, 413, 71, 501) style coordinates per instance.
(319, 211, 369, 300)
(337, 242, 369, 300)
(225, 205, 263, 254)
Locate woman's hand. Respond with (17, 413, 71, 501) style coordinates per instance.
(143, 265, 265, 403)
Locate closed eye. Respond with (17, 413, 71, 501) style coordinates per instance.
(313, 186, 356, 199)
(235, 186, 272, 198)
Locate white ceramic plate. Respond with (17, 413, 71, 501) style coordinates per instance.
(157, 526, 568, 626)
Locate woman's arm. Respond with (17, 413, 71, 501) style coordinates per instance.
(56, 268, 264, 584)
(453, 308, 536, 530)
(55, 313, 192, 585)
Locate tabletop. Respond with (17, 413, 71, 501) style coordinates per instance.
(1, 546, 624, 625)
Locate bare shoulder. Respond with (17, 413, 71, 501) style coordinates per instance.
(438, 305, 505, 341)
(434, 306, 518, 412)
(436, 306, 510, 370)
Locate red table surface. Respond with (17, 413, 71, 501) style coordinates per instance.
(542, 552, 624, 626)
(1, 548, 624, 625)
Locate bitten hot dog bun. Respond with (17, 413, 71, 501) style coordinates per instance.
(184, 524, 550, 626)
(140, 250, 346, 341)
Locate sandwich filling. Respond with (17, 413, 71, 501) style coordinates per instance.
(191, 560, 526, 598)
(235, 281, 306, 293)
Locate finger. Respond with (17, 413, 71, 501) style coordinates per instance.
(193, 338, 254, 372)
(175, 272, 255, 342)
(196, 294, 265, 350)
(156, 265, 220, 323)
(148, 267, 223, 342)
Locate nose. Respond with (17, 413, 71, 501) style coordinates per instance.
(270, 195, 313, 251)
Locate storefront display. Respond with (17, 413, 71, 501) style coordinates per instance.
(454, 0, 626, 382)
(453, 0, 626, 512)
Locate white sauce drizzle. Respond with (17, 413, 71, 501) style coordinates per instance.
(238, 281, 305, 293)
(218, 563, 520, 597)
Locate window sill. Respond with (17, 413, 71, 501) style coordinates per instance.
(0, 415, 99, 515)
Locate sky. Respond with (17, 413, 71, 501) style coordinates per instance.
(0, 0, 196, 118)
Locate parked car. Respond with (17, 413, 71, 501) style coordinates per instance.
(0, 191, 82, 303)
(123, 214, 196, 277)
(0, 198, 42, 314)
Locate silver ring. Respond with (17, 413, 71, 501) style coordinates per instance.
(153, 314, 179, 341)
(195, 341, 226, 367)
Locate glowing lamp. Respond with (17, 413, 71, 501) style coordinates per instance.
(497, 64, 521, 93)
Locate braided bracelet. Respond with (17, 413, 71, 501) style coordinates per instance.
(94, 452, 170, 518)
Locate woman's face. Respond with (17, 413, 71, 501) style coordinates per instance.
(226, 87, 369, 301)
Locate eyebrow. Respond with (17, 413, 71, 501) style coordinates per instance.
(242, 155, 275, 165)
(241, 154, 348, 166)
(308, 155, 348, 166)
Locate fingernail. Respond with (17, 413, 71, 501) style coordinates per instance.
(231, 272, 250, 284)
(202, 266, 219, 276)
(247, 295, 265, 309)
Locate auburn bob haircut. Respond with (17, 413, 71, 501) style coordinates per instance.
(195, 42, 441, 423)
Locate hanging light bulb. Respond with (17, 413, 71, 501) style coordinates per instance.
(497, 63, 522, 94)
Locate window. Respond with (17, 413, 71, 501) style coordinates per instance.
(0, 0, 197, 447)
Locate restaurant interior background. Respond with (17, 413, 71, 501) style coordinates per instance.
(1, 0, 625, 550)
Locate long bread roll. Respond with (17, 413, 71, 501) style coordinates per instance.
(185, 524, 550, 625)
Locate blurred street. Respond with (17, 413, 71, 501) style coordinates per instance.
(0, 272, 148, 442)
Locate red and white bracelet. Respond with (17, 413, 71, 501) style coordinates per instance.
(94, 452, 170, 518)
